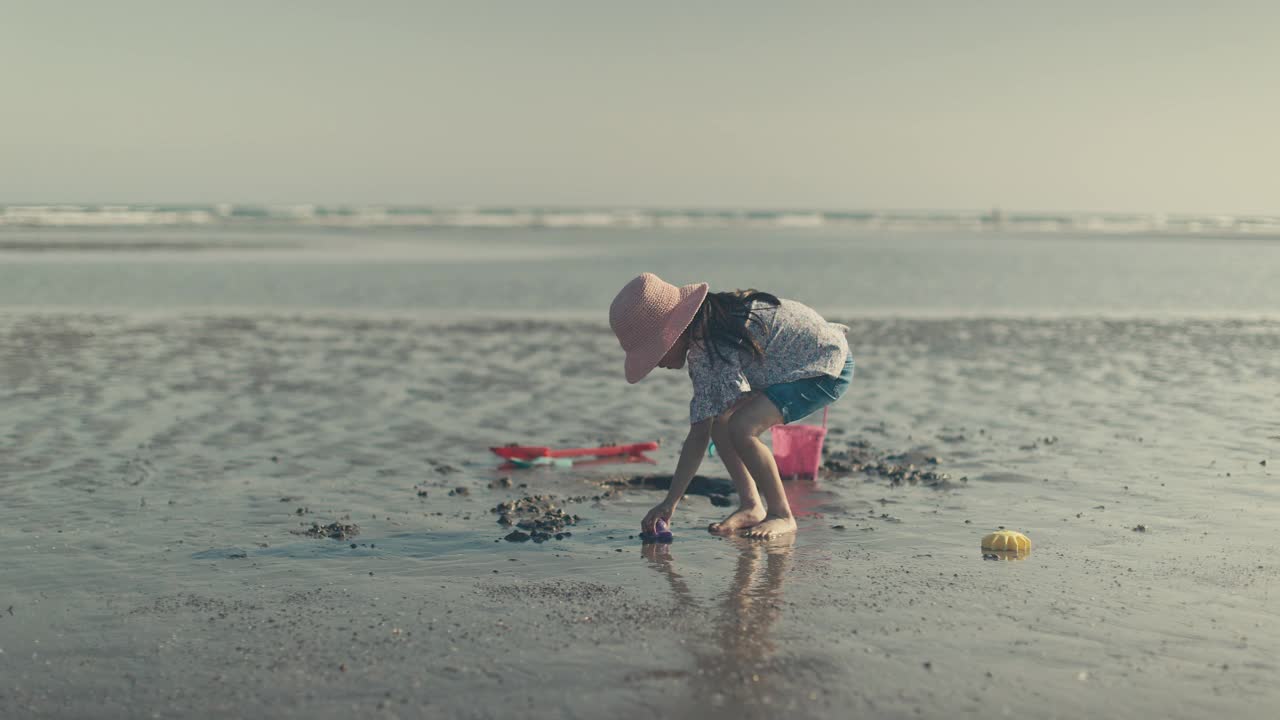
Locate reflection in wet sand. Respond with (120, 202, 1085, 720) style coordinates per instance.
(643, 537, 797, 717)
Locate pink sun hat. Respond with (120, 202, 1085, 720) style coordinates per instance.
(609, 273, 709, 383)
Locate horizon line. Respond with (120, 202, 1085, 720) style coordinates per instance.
(2, 202, 1278, 219)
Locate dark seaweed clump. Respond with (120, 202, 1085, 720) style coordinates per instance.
(604, 474, 734, 498)
(823, 440, 956, 489)
(294, 521, 361, 540)
(493, 495, 578, 543)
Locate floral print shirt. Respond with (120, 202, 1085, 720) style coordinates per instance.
(687, 298, 850, 423)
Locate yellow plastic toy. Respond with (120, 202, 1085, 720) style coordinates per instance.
(981, 530, 1031, 553)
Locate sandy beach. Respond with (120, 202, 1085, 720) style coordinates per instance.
(2, 310, 1277, 719)
(9, 0, 1280, 714)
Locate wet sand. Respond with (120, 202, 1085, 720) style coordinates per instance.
(2, 314, 1278, 719)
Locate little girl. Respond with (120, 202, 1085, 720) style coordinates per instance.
(609, 272, 853, 539)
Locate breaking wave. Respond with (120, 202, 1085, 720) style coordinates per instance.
(3, 204, 1278, 236)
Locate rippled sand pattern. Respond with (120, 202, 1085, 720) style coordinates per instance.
(2, 314, 1278, 719)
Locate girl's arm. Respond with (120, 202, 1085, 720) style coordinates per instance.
(665, 419, 712, 503)
(641, 419, 711, 532)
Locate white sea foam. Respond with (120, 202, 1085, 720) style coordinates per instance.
(2, 204, 1278, 236)
(1, 205, 217, 226)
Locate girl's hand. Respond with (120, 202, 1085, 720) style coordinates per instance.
(642, 499, 676, 534)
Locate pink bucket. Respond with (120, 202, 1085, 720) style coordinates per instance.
(770, 408, 828, 479)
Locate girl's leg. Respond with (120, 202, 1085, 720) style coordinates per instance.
(708, 412, 767, 534)
(726, 395, 796, 538)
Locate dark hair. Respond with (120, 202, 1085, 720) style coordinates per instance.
(688, 289, 781, 365)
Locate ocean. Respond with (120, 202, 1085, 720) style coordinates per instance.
(2, 205, 1279, 316)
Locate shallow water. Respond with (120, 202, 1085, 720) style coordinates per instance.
(2, 308, 1277, 718)
(2, 225, 1279, 316)
(3, 224, 1279, 717)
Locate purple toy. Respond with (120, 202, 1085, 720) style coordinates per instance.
(642, 518, 674, 543)
(650, 517, 670, 540)
(654, 519, 673, 542)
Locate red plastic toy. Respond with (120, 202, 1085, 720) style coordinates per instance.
(491, 442, 659, 461)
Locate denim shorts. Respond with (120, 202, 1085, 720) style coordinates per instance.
(762, 354, 854, 424)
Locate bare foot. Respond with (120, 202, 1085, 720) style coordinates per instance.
(742, 515, 797, 539)
(708, 505, 767, 534)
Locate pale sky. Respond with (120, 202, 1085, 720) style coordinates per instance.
(3, 1, 1277, 214)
